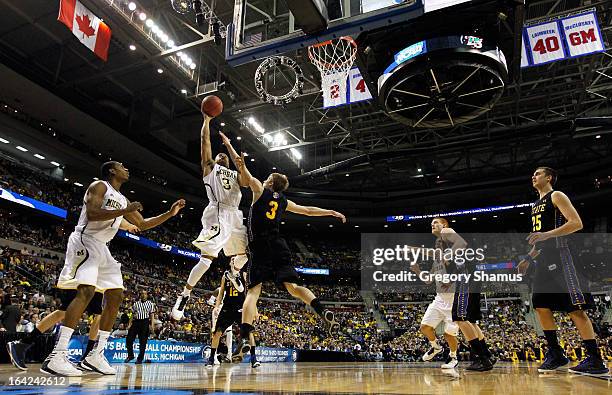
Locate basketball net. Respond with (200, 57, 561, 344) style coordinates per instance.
(308, 37, 358, 101)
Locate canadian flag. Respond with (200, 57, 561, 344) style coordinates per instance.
(57, 0, 111, 61)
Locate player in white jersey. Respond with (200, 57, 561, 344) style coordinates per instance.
(43, 161, 185, 377)
(409, 218, 459, 369)
(172, 114, 249, 320)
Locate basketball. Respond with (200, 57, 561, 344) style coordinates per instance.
(201, 95, 223, 117)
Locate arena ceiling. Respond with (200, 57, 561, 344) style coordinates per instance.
(0, 0, 611, 210)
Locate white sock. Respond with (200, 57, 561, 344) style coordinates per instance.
(226, 329, 233, 355)
(95, 330, 110, 353)
(430, 339, 441, 349)
(187, 257, 212, 287)
(182, 287, 192, 297)
(55, 326, 74, 350)
(450, 350, 457, 358)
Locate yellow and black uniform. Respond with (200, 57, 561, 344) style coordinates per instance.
(56, 288, 103, 315)
(530, 190, 593, 312)
(246, 188, 300, 289)
(213, 277, 245, 333)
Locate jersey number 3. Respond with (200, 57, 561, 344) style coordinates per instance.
(266, 201, 278, 219)
(221, 178, 231, 190)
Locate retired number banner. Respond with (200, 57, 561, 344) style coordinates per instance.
(522, 10, 604, 67)
(560, 12, 605, 58)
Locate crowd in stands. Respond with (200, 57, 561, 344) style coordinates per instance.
(1, 155, 612, 364)
(0, 157, 80, 210)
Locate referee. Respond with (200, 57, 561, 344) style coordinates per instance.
(125, 290, 155, 364)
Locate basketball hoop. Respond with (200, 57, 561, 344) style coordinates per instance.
(308, 36, 358, 97)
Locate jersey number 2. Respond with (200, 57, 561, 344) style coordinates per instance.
(266, 201, 278, 219)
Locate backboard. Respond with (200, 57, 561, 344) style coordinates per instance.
(226, 0, 429, 66)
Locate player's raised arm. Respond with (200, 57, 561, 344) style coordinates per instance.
(124, 199, 186, 231)
(233, 151, 264, 200)
(219, 132, 249, 187)
(201, 116, 215, 177)
(85, 181, 142, 221)
(286, 200, 346, 223)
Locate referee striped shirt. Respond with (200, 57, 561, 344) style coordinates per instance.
(132, 300, 155, 320)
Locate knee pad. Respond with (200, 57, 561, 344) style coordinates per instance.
(231, 254, 248, 271)
(187, 257, 212, 286)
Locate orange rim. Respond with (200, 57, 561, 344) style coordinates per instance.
(308, 36, 358, 70)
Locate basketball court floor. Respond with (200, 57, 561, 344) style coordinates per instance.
(0, 362, 610, 394)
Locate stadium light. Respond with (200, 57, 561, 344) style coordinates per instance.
(236, 136, 241, 140)
(74, 182, 84, 187)
(50, 161, 60, 167)
(248, 118, 265, 134)
(157, 68, 164, 74)
(290, 148, 302, 160)
(16, 146, 28, 152)
(180, 89, 187, 94)
(33, 154, 45, 160)
(189, 63, 196, 70)
(0, 137, 9, 143)
(128, 2, 137, 11)
(129, 44, 136, 51)
(145, 19, 154, 27)
(139, 12, 147, 21)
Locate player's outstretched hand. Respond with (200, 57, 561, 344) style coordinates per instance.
(527, 232, 550, 245)
(126, 202, 143, 213)
(234, 152, 246, 170)
(170, 199, 186, 216)
(125, 223, 141, 234)
(219, 131, 231, 146)
(332, 211, 346, 223)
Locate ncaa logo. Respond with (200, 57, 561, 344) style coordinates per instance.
(273, 192, 280, 199)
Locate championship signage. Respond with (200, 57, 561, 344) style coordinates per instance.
(67, 336, 297, 364)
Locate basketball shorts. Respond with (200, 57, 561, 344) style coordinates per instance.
(247, 237, 300, 289)
(213, 307, 242, 333)
(421, 303, 459, 336)
(452, 292, 481, 322)
(57, 288, 104, 315)
(57, 232, 124, 290)
(193, 205, 247, 257)
(531, 247, 594, 312)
